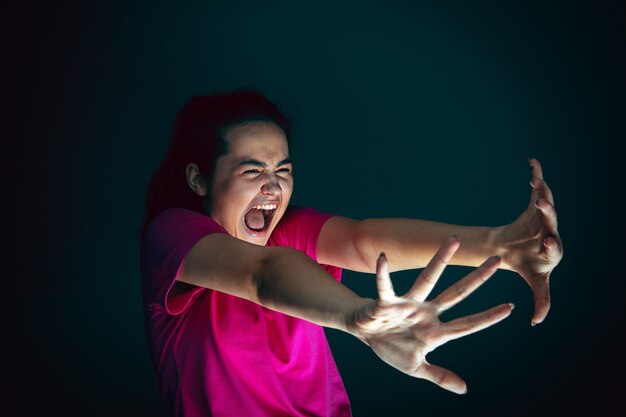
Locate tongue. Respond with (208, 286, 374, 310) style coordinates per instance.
(244, 208, 265, 231)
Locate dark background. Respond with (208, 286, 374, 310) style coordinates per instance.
(2, 1, 625, 416)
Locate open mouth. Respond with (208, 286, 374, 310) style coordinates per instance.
(244, 203, 278, 234)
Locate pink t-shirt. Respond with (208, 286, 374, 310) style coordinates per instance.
(141, 206, 352, 417)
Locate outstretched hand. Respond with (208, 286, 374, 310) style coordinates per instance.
(347, 237, 514, 394)
(497, 158, 564, 326)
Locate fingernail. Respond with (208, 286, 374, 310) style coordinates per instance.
(508, 303, 515, 310)
(462, 387, 468, 395)
(531, 321, 536, 326)
(380, 252, 386, 258)
(534, 199, 540, 208)
(528, 157, 534, 167)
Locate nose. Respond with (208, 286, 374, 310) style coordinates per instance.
(261, 175, 282, 196)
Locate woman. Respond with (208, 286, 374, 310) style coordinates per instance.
(140, 90, 562, 417)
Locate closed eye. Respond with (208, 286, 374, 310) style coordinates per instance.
(243, 169, 262, 175)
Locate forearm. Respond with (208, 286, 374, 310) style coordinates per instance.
(354, 218, 505, 272)
(255, 246, 373, 332)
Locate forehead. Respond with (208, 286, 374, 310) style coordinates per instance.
(224, 121, 289, 160)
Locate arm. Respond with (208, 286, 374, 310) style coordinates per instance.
(318, 158, 563, 325)
(318, 215, 500, 273)
(176, 232, 369, 331)
(179, 232, 512, 394)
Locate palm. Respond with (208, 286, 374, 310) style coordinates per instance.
(364, 301, 439, 373)
(349, 238, 514, 394)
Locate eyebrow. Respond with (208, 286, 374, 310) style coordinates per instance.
(237, 158, 292, 168)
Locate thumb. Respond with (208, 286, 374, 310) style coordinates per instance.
(530, 273, 551, 326)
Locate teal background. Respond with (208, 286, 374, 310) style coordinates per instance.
(2, 1, 624, 416)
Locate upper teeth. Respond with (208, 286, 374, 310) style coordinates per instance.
(253, 204, 277, 210)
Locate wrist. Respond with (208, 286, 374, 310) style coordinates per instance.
(489, 225, 513, 271)
(343, 298, 376, 343)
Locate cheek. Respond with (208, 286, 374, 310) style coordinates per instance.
(279, 177, 293, 191)
(281, 177, 294, 194)
(211, 179, 244, 215)
(214, 177, 246, 200)
(218, 180, 260, 219)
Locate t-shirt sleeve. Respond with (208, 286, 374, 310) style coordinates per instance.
(141, 208, 227, 315)
(270, 206, 343, 282)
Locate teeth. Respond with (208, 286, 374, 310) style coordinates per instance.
(253, 204, 277, 210)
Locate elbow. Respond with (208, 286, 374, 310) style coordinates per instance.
(250, 246, 286, 306)
(251, 263, 266, 304)
(251, 246, 308, 308)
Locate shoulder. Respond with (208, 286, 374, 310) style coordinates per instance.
(275, 206, 336, 234)
(269, 205, 337, 259)
(142, 208, 227, 259)
(140, 208, 229, 314)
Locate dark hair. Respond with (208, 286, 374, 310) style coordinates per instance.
(140, 89, 291, 240)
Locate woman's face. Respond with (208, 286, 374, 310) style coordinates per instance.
(208, 121, 293, 246)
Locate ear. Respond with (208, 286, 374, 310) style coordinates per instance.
(186, 163, 208, 197)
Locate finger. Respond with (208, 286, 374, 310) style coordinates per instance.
(432, 256, 501, 312)
(441, 303, 514, 342)
(529, 157, 544, 180)
(530, 274, 551, 326)
(535, 198, 558, 232)
(412, 363, 467, 394)
(376, 253, 396, 301)
(530, 177, 555, 207)
(527, 158, 543, 209)
(407, 236, 460, 302)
